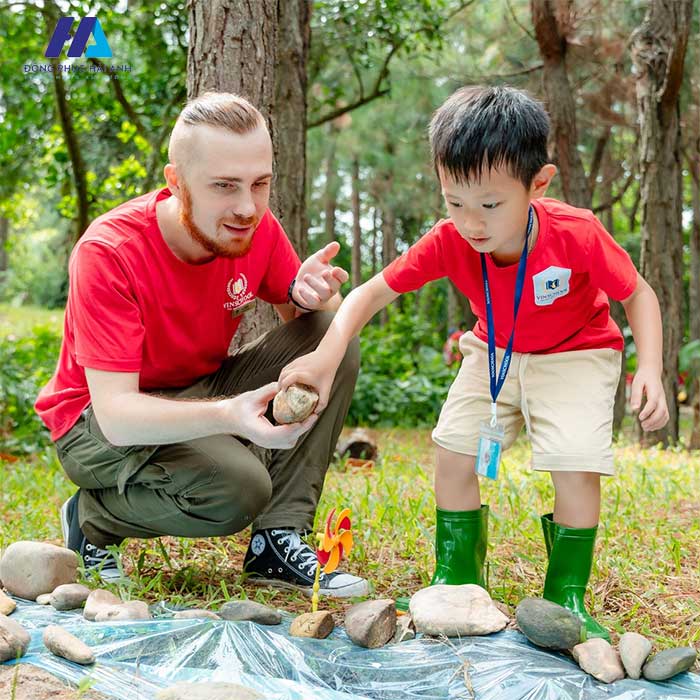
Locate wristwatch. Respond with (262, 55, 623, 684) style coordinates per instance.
(287, 278, 314, 312)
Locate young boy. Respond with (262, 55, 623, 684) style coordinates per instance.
(279, 86, 669, 639)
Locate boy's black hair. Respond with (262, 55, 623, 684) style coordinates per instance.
(429, 85, 550, 188)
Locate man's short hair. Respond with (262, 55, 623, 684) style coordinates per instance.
(178, 92, 264, 134)
(429, 85, 550, 188)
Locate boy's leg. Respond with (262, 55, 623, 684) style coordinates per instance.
(524, 347, 621, 641)
(428, 333, 524, 590)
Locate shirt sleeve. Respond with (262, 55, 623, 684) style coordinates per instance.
(69, 241, 145, 372)
(382, 224, 447, 293)
(256, 212, 302, 305)
(584, 215, 638, 301)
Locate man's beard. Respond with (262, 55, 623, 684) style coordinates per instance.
(179, 183, 258, 259)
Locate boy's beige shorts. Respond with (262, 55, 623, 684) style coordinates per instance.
(432, 331, 622, 475)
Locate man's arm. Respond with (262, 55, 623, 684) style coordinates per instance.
(85, 368, 316, 448)
(620, 273, 669, 432)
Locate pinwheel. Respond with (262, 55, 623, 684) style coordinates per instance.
(312, 507, 354, 612)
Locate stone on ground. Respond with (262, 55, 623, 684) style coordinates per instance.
(49, 583, 91, 611)
(0, 590, 16, 616)
(43, 625, 95, 665)
(173, 609, 221, 620)
(515, 598, 582, 650)
(290, 611, 334, 639)
(83, 589, 122, 621)
(642, 647, 698, 681)
(0, 614, 30, 662)
(572, 638, 625, 683)
(156, 682, 265, 699)
(618, 631, 652, 680)
(345, 599, 396, 648)
(219, 600, 282, 625)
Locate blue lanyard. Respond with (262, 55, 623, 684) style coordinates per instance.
(480, 205, 534, 422)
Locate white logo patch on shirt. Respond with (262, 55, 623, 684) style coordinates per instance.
(532, 266, 572, 306)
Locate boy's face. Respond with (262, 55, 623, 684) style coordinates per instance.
(439, 164, 555, 264)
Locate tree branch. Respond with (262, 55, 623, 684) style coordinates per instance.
(88, 57, 148, 138)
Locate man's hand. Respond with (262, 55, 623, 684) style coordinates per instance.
(291, 241, 348, 310)
(225, 383, 318, 448)
(278, 351, 339, 413)
(630, 367, 670, 432)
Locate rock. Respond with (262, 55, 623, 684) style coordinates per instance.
(618, 632, 652, 679)
(273, 384, 318, 424)
(219, 600, 282, 625)
(156, 682, 265, 700)
(43, 625, 95, 665)
(411, 585, 508, 638)
(0, 664, 104, 700)
(290, 611, 334, 639)
(173, 609, 221, 620)
(0, 541, 78, 600)
(84, 589, 122, 621)
(94, 600, 151, 621)
(642, 647, 698, 681)
(345, 599, 396, 648)
(156, 683, 265, 700)
(49, 583, 91, 611)
(0, 590, 16, 616)
(572, 638, 625, 684)
(515, 598, 583, 649)
(391, 614, 415, 644)
(0, 614, 30, 662)
(35, 594, 52, 605)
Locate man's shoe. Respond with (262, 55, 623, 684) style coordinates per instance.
(243, 528, 369, 598)
(60, 491, 125, 584)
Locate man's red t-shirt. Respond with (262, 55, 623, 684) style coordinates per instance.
(383, 198, 638, 354)
(35, 188, 301, 441)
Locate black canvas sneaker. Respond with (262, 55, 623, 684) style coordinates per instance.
(243, 528, 369, 598)
(60, 491, 126, 584)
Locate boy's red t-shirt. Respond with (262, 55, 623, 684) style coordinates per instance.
(35, 188, 301, 441)
(383, 198, 637, 354)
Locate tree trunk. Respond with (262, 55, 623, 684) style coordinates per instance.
(351, 156, 362, 288)
(631, 0, 693, 445)
(688, 150, 700, 449)
(188, 0, 310, 346)
(379, 206, 396, 327)
(601, 145, 627, 434)
(371, 206, 378, 278)
(530, 0, 592, 208)
(273, 0, 311, 259)
(0, 217, 8, 274)
(323, 125, 339, 244)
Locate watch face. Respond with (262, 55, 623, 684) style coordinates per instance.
(231, 299, 256, 318)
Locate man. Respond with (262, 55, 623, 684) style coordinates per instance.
(34, 92, 368, 598)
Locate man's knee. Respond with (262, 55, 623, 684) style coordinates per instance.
(186, 450, 272, 535)
(337, 334, 360, 383)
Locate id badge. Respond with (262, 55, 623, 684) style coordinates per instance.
(476, 420, 504, 480)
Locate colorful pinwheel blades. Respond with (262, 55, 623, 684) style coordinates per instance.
(316, 507, 354, 574)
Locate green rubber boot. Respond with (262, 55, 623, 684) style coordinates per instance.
(541, 513, 610, 641)
(396, 505, 489, 612)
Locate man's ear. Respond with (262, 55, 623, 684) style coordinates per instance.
(164, 164, 181, 197)
(530, 163, 557, 198)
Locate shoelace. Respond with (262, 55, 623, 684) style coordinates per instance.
(271, 529, 321, 574)
(83, 542, 119, 570)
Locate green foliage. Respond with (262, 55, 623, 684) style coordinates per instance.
(680, 339, 700, 381)
(348, 300, 458, 426)
(0, 325, 60, 454)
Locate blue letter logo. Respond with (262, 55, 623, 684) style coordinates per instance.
(45, 17, 112, 59)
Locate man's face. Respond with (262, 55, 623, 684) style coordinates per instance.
(176, 123, 273, 259)
(440, 166, 534, 260)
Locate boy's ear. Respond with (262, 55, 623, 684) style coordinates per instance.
(530, 164, 557, 198)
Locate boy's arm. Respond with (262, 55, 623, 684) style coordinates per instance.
(279, 273, 400, 411)
(620, 273, 669, 432)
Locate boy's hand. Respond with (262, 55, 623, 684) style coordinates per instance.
(630, 368, 669, 432)
(278, 351, 339, 413)
(292, 242, 349, 310)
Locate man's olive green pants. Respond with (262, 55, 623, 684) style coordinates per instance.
(54, 312, 359, 549)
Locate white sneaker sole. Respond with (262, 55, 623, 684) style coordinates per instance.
(60, 499, 71, 548)
(246, 575, 370, 599)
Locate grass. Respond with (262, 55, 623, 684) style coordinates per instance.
(0, 303, 63, 337)
(1, 428, 699, 657)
